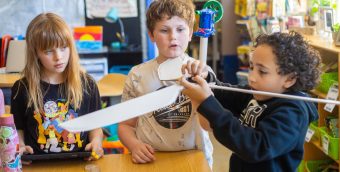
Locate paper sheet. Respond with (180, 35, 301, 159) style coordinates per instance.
(86, 0, 138, 18)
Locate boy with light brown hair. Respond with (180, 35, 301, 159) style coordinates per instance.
(118, 0, 213, 166)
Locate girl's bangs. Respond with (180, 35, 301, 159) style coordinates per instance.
(36, 25, 70, 51)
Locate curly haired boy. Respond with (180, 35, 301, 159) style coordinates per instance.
(180, 31, 322, 172)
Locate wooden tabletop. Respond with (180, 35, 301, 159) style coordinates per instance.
(0, 73, 126, 97)
(0, 73, 21, 87)
(23, 150, 211, 172)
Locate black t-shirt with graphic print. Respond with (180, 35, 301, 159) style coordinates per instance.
(11, 74, 101, 154)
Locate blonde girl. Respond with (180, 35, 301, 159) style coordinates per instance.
(11, 13, 103, 163)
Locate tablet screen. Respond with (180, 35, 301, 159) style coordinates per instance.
(21, 151, 91, 161)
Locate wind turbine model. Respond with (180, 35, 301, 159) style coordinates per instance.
(59, 1, 340, 132)
(59, 1, 224, 132)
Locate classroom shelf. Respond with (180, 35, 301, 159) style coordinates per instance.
(303, 35, 340, 54)
(310, 139, 340, 164)
(303, 34, 340, 170)
(310, 89, 327, 99)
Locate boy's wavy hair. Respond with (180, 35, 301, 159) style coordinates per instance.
(146, 0, 195, 33)
(255, 31, 321, 92)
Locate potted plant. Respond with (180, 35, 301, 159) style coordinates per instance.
(332, 23, 340, 42)
(308, 0, 337, 26)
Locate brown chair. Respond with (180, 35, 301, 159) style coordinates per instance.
(97, 73, 127, 97)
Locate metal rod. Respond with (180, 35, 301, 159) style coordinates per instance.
(199, 37, 208, 64)
(209, 85, 340, 105)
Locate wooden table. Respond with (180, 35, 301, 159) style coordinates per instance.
(0, 73, 20, 87)
(0, 73, 125, 97)
(23, 150, 211, 172)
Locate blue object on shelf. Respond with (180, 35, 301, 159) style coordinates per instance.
(193, 9, 216, 38)
(109, 65, 133, 75)
(223, 55, 239, 84)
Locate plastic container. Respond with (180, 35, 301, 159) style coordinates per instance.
(305, 159, 333, 172)
(297, 160, 305, 172)
(309, 121, 320, 142)
(0, 114, 22, 171)
(319, 127, 339, 160)
(316, 72, 338, 93)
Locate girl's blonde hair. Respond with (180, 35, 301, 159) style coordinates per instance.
(23, 12, 86, 112)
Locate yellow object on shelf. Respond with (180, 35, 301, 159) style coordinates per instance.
(237, 45, 251, 67)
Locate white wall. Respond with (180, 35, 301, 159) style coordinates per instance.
(221, 0, 240, 56)
(0, 0, 85, 36)
(336, 0, 340, 24)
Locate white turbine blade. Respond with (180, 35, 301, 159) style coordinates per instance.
(59, 85, 183, 132)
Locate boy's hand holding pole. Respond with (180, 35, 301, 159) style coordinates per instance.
(180, 76, 212, 108)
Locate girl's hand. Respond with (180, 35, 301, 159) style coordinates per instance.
(85, 140, 104, 161)
(130, 140, 155, 164)
(180, 76, 213, 107)
(181, 59, 208, 78)
(19, 145, 34, 165)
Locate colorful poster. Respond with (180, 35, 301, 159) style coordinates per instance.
(74, 26, 103, 51)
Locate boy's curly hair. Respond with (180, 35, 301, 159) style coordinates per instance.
(146, 0, 195, 33)
(255, 31, 321, 91)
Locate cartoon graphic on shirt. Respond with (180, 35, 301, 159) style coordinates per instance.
(152, 87, 192, 129)
(34, 99, 83, 153)
(240, 99, 267, 128)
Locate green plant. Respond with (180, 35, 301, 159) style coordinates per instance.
(310, 0, 337, 16)
(101, 100, 107, 109)
(332, 23, 340, 32)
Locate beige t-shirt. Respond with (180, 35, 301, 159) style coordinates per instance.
(121, 54, 213, 166)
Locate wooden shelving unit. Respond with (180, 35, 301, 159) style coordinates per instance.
(304, 34, 340, 171)
(310, 140, 340, 164)
(310, 89, 327, 99)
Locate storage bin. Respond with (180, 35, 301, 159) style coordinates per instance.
(305, 159, 334, 172)
(308, 121, 320, 142)
(319, 128, 339, 160)
(297, 160, 305, 172)
(80, 58, 108, 81)
(316, 72, 338, 93)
